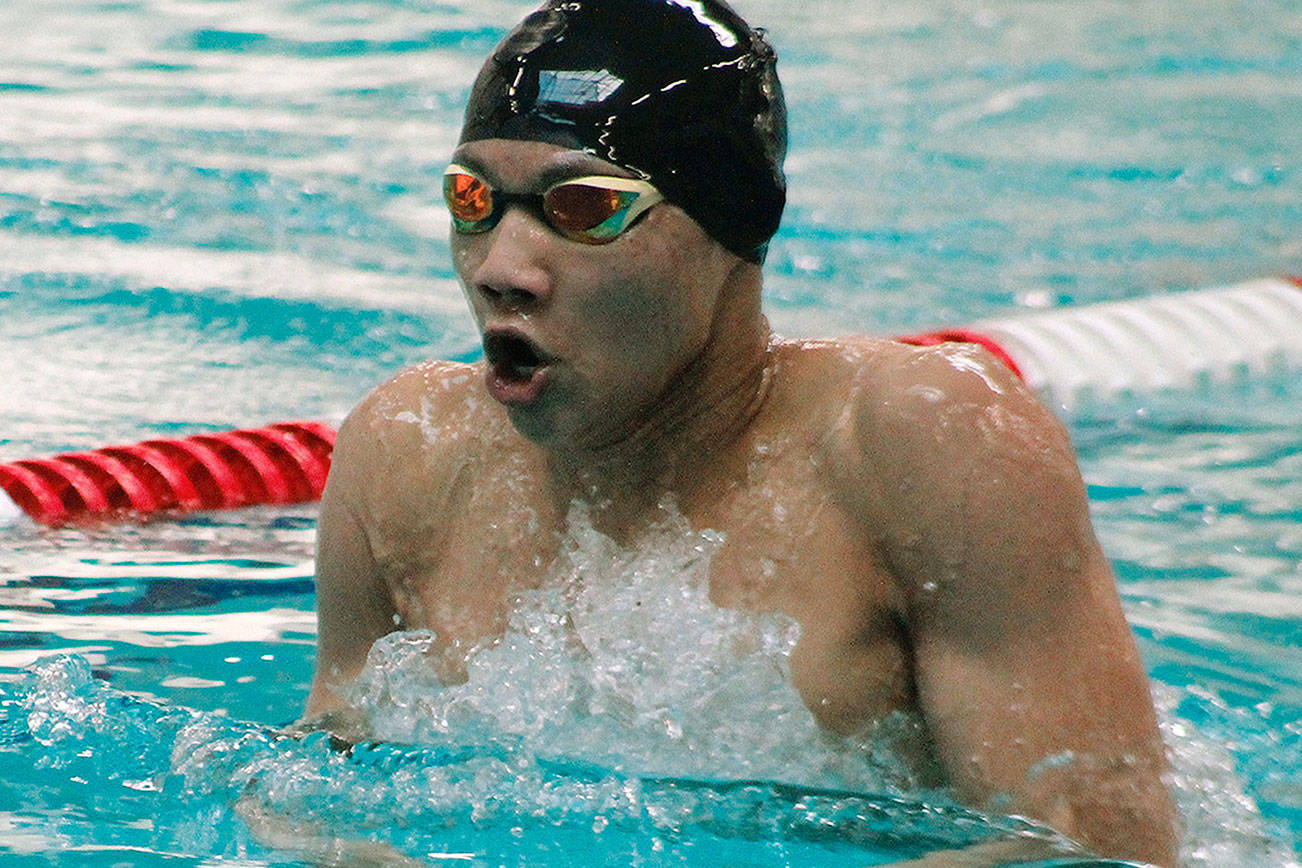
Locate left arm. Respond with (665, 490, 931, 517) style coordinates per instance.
(845, 342, 1177, 866)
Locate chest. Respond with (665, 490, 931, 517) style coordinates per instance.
(376, 438, 914, 731)
(690, 453, 915, 732)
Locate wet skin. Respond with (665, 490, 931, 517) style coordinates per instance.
(307, 140, 1178, 865)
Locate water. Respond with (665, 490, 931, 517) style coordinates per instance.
(0, 0, 1299, 864)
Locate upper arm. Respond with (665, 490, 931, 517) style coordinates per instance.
(843, 342, 1177, 864)
(304, 408, 398, 719)
(303, 360, 486, 721)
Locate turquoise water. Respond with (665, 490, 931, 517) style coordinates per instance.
(1, 0, 1299, 864)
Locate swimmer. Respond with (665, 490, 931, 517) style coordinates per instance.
(306, 1, 1178, 863)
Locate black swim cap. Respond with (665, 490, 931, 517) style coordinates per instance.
(459, 0, 787, 263)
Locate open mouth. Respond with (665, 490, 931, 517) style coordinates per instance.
(482, 330, 554, 407)
(484, 331, 548, 383)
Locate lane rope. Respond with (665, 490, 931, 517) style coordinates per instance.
(3, 277, 1298, 526)
(1, 422, 334, 526)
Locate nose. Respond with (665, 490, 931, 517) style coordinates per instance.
(466, 209, 553, 311)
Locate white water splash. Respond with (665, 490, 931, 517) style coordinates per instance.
(344, 498, 931, 794)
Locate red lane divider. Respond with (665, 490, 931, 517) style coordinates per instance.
(0, 422, 335, 526)
(893, 327, 1024, 380)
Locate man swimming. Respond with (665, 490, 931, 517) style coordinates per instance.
(306, 1, 1178, 863)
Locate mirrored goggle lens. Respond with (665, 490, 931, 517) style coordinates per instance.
(545, 184, 634, 238)
(444, 171, 495, 230)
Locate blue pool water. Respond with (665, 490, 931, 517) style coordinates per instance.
(1, 0, 1299, 864)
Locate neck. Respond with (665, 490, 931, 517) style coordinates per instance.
(547, 264, 773, 535)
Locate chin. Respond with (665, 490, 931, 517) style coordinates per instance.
(503, 402, 565, 448)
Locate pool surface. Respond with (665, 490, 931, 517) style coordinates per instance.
(1, 0, 1299, 864)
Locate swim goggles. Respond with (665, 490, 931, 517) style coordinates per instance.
(443, 164, 664, 244)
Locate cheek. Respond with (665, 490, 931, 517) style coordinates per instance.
(580, 249, 703, 360)
(449, 237, 479, 286)
(636, 230, 727, 349)
(449, 237, 492, 327)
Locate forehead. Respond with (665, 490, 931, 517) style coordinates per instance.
(451, 139, 636, 187)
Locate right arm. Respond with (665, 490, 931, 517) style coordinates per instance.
(304, 406, 399, 720)
(304, 360, 481, 720)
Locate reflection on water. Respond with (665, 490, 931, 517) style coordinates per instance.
(0, 508, 319, 723)
(1, 511, 316, 659)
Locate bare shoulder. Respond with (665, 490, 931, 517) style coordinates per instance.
(786, 336, 1089, 598)
(890, 340, 1068, 469)
(766, 334, 896, 424)
(327, 359, 502, 516)
(343, 359, 488, 442)
(799, 335, 1073, 496)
